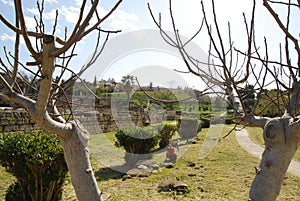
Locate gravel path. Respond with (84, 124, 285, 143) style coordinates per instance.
(235, 129, 300, 178)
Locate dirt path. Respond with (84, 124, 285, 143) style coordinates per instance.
(235, 129, 300, 178)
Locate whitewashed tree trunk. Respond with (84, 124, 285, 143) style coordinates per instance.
(37, 36, 102, 201)
(147, 0, 300, 199)
(0, 35, 103, 201)
(248, 117, 300, 200)
(0, 1, 123, 200)
(61, 120, 102, 201)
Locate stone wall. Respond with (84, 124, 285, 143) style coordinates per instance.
(78, 108, 165, 134)
(0, 106, 165, 134)
(0, 108, 39, 132)
(78, 112, 119, 134)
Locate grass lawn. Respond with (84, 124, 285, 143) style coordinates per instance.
(1, 126, 300, 200)
(247, 126, 300, 162)
(0, 166, 15, 200)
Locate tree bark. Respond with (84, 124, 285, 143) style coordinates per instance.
(37, 36, 102, 201)
(249, 117, 300, 201)
(61, 120, 102, 201)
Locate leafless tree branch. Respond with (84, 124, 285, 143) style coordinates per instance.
(263, 0, 300, 75)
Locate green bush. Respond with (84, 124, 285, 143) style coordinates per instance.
(0, 131, 68, 201)
(5, 182, 30, 201)
(177, 118, 200, 142)
(200, 110, 211, 117)
(200, 117, 210, 128)
(225, 118, 234, 124)
(198, 120, 204, 132)
(158, 123, 178, 148)
(115, 126, 160, 166)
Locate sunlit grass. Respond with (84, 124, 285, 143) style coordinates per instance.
(1, 127, 300, 200)
(87, 127, 300, 200)
(0, 166, 16, 200)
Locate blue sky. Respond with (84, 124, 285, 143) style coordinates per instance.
(0, 0, 299, 90)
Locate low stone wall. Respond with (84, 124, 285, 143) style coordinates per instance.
(0, 107, 164, 134)
(78, 109, 164, 134)
(0, 109, 39, 132)
(79, 113, 119, 134)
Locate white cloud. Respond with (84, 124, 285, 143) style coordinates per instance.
(0, 0, 13, 7)
(110, 10, 140, 31)
(44, 8, 59, 20)
(59, 4, 108, 27)
(26, 7, 39, 15)
(0, 33, 14, 41)
(74, 0, 82, 7)
(24, 16, 37, 30)
(60, 5, 80, 24)
(69, 6, 80, 13)
(0, 32, 37, 47)
(114, 10, 139, 22)
(45, 0, 58, 3)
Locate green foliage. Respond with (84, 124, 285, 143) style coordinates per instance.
(177, 118, 200, 142)
(198, 95, 211, 115)
(5, 182, 30, 201)
(225, 118, 234, 125)
(131, 91, 180, 110)
(199, 110, 211, 117)
(157, 123, 178, 148)
(115, 126, 160, 165)
(198, 119, 204, 130)
(240, 84, 256, 114)
(200, 118, 210, 128)
(0, 131, 68, 201)
(254, 89, 286, 117)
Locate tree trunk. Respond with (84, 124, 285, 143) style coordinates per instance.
(249, 117, 300, 201)
(36, 35, 102, 201)
(61, 120, 102, 201)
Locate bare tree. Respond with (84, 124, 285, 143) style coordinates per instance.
(0, 1, 122, 200)
(149, 0, 300, 200)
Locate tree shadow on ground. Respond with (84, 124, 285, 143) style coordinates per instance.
(95, 165, 130, 181)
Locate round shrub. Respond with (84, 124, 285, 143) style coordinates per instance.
(200, 117, 210, 128)
(115, 126, 160, 166)
(158, 123, 178, 148)
(0, 131, 68, 201)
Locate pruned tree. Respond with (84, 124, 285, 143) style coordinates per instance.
(148, 0, 300, 200)
(0, 1, 122, 200)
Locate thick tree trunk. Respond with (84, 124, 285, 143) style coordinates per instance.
(35, 35, 102, 201)
(61, 120, 102, 201)
(249, 117, 300, 201)
(4, 91, 104, 201)
(0, 35, 102, 201)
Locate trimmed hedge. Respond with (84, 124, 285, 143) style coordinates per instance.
(115, 126, 160, 166)
(158, 124, 178, 149)
(200, 117, 210, 128)
(0, 131, 68, 201)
